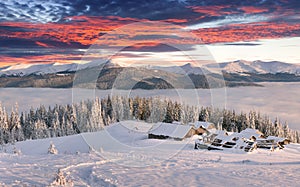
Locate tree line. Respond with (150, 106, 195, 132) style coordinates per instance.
(0, 96, 299, 144)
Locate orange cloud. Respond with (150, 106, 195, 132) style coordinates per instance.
(128, 42, 161, 49)
(192, 22, 300, 43)
(0, 16, 144, 47)
(239, 6, 269, 14)
(35, 41, 53, 48)
(0, 54, 85, 66)
(1, 14, 300, 67)
(1, 14, 299, 49)
(163, 19, 189, 23)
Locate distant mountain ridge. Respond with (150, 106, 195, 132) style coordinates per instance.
(0, 60, 300, 89)
(212, 60, 300, 75)
(1, 60, 299, 76)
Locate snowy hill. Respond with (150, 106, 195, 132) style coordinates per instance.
(0, 61, 120, 76)
(150, 63, 212, 75)
(0, 63, 79, 76)
(0, 121, 300, 186)
(206, 60, 300, 74)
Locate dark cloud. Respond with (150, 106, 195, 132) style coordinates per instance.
(131, 34, 181, 40)
(0, 0, 299, 24)
(0, 47, 83, 58)
(0, 26, 37, 32)
(122, 43, 195, 52)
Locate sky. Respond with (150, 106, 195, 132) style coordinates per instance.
(1, 0, 300, 67)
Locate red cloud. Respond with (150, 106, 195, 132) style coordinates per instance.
(192, 22, 300, 43)
(1, 14, 300, 67)
(239, 6, 269, 14)
(0, 16, 144, 47)
(1, 14, 299, 48)
(35, 41, 53, 48)
(0, 54, 84, 67)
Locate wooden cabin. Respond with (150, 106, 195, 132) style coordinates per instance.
(189, 121, 216, 135)
(148, 122, 196, 141)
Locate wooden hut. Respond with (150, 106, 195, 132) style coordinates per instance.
(148, 122, 196, 141)
(189, 121, 216, 135)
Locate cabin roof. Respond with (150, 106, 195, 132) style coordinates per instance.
(149, 122, 193, 139)
(190, 121, 215, 129)
(266, 136, 287, 142)
(214, 128, 264, 144)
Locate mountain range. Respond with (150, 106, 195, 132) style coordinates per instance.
(0, 60, 299, 89)
(1, 60, 300, 76)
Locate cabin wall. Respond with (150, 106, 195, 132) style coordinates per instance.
(148, 134, 169, 139)
(185, 129, 197, 138)
(195, 128, 208, 135)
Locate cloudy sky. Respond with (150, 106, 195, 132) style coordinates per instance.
(0, 0, 300, 67)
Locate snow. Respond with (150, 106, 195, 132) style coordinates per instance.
(240, 128, 264, 139)
(0, 63, 78, 76)
(118, 120, 154, 133)
(267, 136, 287, 142)
(207, 60, 300, 74)
(212, 128, 264, 149)
(0, 61, 118, 76)
(149, 122, 193, 139)
(4, 60, 300, 76)
(0, 121, 299, 186)
(3, 63, 34, 71)
(191, 121, 215, 129)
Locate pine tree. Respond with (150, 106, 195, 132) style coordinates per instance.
(91, 98, 104, 131)
(199, 107, 209, 122)
(163, 101, 174, 123)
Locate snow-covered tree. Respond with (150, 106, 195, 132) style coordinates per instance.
(0, 96, 299, 144)
(48, 142, 58, 154)
(50, 169, 73, 186)
(91, 97, 104, 131)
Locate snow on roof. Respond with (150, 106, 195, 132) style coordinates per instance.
(266, 136, 287, 142)
(190, 121, 215, 129)
(212, 128, 265, 145)
(172, 121, 183, 125)
(209, 129, 223, 135)
(149, 123, 193, 139)
(239, 128, 264, 139)
(215, 130, 230, 140)
(214, 129, 264, 143)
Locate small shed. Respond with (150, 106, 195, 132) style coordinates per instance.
(267, 136, 290, 145)
(256, 136, 291, 149)
(148, 122, 195, 140)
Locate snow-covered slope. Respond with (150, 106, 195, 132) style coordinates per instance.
(0, 61, 119, 76)
(207, 60, 300, 74)
(150, 63, 212, 75)
(0, 63, 79, 76)
(0, 121, 300, 186)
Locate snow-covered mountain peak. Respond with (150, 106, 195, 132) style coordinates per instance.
(215, 60, 300, 74)
(1, 60, 300, 76)
(3, 63, 36, 71)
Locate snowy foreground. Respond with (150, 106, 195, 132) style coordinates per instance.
(0, 121, 300, 186)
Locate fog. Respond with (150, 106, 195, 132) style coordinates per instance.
(0, 82, 299, 130)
